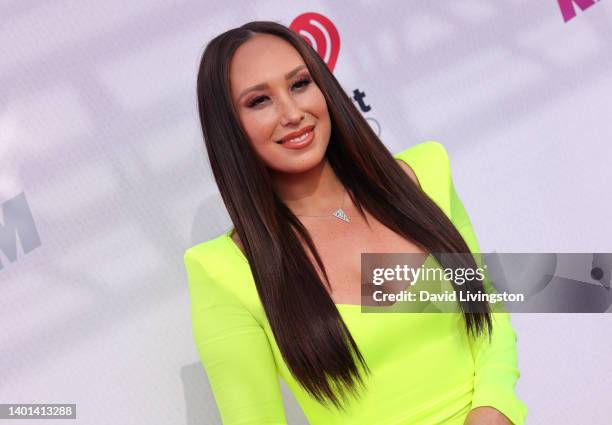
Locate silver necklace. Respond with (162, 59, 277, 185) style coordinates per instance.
(294, 190, 350, 223)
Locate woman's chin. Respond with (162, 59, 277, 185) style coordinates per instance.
(268, 156, 327, 175)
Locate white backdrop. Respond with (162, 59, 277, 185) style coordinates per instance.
(1, 1, 611, 424)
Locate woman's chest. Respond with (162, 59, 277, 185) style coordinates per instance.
(303, 209, 427, 305)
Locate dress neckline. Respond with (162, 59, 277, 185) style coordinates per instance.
(223, 230, 365, 309)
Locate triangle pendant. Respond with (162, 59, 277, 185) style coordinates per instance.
(333, 208, 350, 223)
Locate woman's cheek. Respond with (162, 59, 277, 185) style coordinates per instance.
(244, 115, 276, 147)
(241, 115, 262, 144)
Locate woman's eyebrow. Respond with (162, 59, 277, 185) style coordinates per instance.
(237, 64, 307, 102)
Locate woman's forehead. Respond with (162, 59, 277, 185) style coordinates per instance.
(229, 35, 305, 87)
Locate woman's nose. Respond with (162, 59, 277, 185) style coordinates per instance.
(278, 96, 304, 126)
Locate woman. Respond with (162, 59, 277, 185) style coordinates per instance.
(184, 21, 527, 425)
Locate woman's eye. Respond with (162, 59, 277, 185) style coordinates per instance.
(246, 77, 311, 108)
(247, 96, 267, 108)
(292, 77, 311, 90)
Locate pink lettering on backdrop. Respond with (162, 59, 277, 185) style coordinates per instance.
(557, 0, 600, 22)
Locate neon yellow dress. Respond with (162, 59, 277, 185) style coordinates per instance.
(183, 141, 527, 425)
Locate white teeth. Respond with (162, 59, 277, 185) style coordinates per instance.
(285, 131, 309, 144)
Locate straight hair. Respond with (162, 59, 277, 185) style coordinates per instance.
(196, 20, 492, 411)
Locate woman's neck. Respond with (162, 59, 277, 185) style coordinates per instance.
(270, 159, 345, 216)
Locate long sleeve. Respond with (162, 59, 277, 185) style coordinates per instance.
(184, 250, 288, 425)
(447, 155, 528, 425)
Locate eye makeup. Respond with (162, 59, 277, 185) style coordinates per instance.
(246, 74, 313, 108)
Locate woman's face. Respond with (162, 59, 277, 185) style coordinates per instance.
(229, 33, 332, 174)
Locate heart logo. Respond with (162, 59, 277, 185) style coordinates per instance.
(290, 12, 340, 72)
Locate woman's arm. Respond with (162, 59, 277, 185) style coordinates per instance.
(184, 251, 288, 425)
(444, 151, 528, 425)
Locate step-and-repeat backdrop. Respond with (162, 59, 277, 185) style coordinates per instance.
(1, 1, 610, 424)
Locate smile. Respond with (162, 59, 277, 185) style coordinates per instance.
(276, 125, 316, 144)
(280, 131, 309, 144)
(276, 126, 315, 150)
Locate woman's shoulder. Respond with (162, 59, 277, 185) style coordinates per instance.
(183, 231, 266, 320)
(183, 229, 259, 301)
(394, 140, 451, 185)
(183, 230, 238, 275)
(394, 140, 453, 218)
(393, 140, 450, 170)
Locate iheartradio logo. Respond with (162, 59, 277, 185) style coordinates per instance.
(290, 12, 340, 72)
(290, 12, 380, 136)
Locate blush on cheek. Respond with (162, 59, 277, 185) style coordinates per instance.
(240, 113, 277, 146)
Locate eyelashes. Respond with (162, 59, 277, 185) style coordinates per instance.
(246, 76, 312, 108)
(292, 76, 312, 90)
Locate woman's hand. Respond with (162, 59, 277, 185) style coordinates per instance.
(464, 406, 513, 425)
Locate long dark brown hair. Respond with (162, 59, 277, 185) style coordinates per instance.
(196, 20, 492, 411)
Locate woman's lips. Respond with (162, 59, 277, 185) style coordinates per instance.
(276, 125, 315, 144)
(277, 126, 315, 150)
